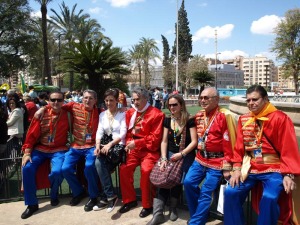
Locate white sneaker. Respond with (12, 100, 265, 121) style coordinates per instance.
(106, 197, 118, 213)
(93, 200, 108, 211)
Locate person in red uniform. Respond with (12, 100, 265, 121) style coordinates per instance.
(183, 87, 235, 225)
(60, 89, 100, 212)
(224, 84, 300, 225)
(35, 89, 100, 212)
(118, 86, 164, 218)
(21, 91, 69, 219)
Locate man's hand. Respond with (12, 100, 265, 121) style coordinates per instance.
(283, 176, 296, 194)
(125, 140, 135, 153)
(34, 107, 45, 120)
(22, 155, 32, 167)
(229, 170, 241, 188)
(223, 170, 231, 180)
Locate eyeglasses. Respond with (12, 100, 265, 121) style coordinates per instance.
(50, 99, 64, 103)
(9, 103, 16, 105)
(246, 97, 261, 103)
(168, 103, 179, 107)
(199, 96, 216, 100)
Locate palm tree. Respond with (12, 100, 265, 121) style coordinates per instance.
(128, 44, 143, 86)
(193, 70, 215, 94)
(62, 39, 130, 99)
(138, 37, 160, 88)
(34, 0, 53, 85)
(50, 2, 90, 90)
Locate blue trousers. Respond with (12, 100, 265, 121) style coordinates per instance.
(62, 147, 99, 198)
(22, 150, 66, 205)
(183, 161, 222, 225)
(95, 156, 116, 201)
(224, 172, 283, 225)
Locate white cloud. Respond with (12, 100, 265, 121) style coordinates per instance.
(89, 7, 101, 14)
(105, 0, 145, 7)
(250, 15, 282, 35)
(205, 50, 248, 60)
(197, 3, 208, 7)
(91, 0, 98, 3)
(193, 24, 234, 43)
(30, 11, 42, 18)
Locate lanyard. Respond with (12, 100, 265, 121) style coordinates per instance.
(198, 108, 218, 137)
(84, 108, 94, 133)
(49, 109, 61, 137)
(132, 110, 146, 129)
(254, 121, 264, 145)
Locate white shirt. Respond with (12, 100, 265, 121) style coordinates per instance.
(96, 110, 127, 145)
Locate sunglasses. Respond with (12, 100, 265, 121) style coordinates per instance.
(245, 97, 261, 103)
(50, 99, 64, 103)
(168, 103, 179, 107)
(199, 96, 216, 100)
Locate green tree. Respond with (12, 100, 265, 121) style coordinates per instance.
(128, 44, 143, 86)
(34, 0, 53, 85)
(0, 0, 36, 78)
(191, 55, 214, 94)
(50, 1, 90, 90)
(138, 37, 160, 88)
(171, 0, 192, 95)
(272, 8, 300, 94)
(161, 35, 173, 88)
(62, 39, 130, 100)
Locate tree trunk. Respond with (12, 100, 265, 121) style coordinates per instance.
(294, 70, 299, 95)
(69, 71, 74, 91)
(41, 4, 52, 85)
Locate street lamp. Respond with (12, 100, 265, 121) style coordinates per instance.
(175, 0, 180, 92)
(215, 52, 221, 89)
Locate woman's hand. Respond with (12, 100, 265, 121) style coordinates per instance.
(159, 160, 168, 171)
(100, 143, 112, 155)
(170, 152, 182, 162)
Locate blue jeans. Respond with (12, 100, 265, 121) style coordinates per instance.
(183, 161, 222, 225)
(22, 150, 66, 205)
(224, 172, 283, 225)
(62, 147, 99, 198)
(95, 155, 116, 201)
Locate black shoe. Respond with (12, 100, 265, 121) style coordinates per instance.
(50, 198, 59, 206)
(21, 205, 39, 219)
(70, 192, 86, 206)
(118, 201, 138, 214)
(139, 207, 153, 218)
(93, 200, 108, 211)
(84, 198, 98, 212)
(106, 197, 118, 213)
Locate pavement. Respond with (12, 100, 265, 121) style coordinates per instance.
(0, 197, 223, 225)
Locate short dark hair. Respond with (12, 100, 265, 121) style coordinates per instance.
(246, 85, 268, 98)
(49, 91, 64, 99)
(104, 88, 119, 100)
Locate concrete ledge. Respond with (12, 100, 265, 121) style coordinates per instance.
(229, 96, 300, 135)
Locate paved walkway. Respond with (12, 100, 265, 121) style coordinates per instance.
(1, 197, 223, 225)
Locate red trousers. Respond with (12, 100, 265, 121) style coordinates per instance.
(120, 149, 160, 208)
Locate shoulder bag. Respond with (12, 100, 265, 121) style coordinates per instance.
(100, 133, 125, 166)
(150, 125, 187, 189)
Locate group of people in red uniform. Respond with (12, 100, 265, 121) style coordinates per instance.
(20, 85, 300, 225)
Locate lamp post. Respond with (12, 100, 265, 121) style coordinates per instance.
(215, 52, 221, 89)
(175, 0, 179, 92)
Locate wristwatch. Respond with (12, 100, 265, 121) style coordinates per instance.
(285, 174, 295, 180)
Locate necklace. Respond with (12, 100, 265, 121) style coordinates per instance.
(172, 117, 183, 147)
(106, 109, 118, 134)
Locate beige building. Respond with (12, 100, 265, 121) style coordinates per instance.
(277, 66, 295, 90)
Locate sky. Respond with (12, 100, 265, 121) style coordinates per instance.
(29, 0, 300, 66)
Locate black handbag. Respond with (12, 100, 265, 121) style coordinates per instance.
(100, 133, 125, 165)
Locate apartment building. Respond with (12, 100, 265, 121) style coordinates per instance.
(277, 66, 295, 90)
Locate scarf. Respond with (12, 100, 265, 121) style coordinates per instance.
(128, 102, 150, 130)
(242, 102, 277, 128)
(241, 102, 277, 182)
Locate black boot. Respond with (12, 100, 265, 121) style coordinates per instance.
(146, 198, 165, 225)
(169, 197, 178, 221)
